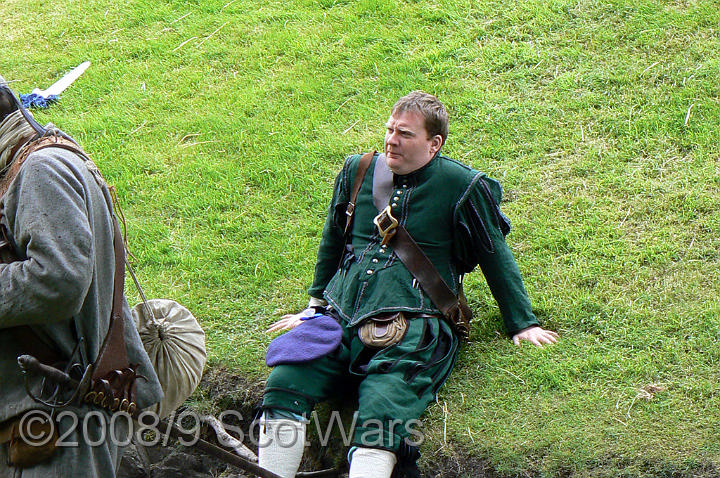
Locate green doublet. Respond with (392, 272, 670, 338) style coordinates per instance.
(309, 152, 538, 336)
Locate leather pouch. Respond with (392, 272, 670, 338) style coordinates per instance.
(358, 312, 408, 348)
(0, 412, 58, 468)
(444, 292, 473, 341)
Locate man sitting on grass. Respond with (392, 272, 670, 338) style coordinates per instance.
(260, 91, 559, 478)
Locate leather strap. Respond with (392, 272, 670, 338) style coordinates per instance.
(343, 151, 375, 237)
(373, 208, 471, 338)
(91, 215, 130, 380)
(385, 221, 458, 313)
(0, 138, 34, 198)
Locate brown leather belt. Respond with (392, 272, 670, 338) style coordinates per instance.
(372, 204, 472, 339)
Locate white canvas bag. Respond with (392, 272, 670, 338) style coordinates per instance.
(132, 299, 206, 418)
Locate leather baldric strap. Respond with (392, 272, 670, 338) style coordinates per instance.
(373, 208, 472, 338)
(91, 216, 130, 379)
(343, 151, 376, 237)
(344, 152, 472, 339)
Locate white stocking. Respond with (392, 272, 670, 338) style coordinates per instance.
(349, 447, 397, 478)
(257, 413, 306, 478)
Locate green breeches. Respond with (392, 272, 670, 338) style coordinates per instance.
(262, 315, 459, 451)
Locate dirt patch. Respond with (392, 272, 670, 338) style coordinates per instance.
(118, 366, 263, 478)
(117, 365, 489, 478)
(420, 445, 499, 478)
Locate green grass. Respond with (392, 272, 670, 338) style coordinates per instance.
(2, 0, 720, 475)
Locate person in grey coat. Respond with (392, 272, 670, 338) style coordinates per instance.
(0, 74, 163, 477)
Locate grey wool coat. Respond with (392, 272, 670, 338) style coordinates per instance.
(0, 145, 163, 477)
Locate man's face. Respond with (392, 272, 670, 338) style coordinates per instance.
(384, 110, 443, 175)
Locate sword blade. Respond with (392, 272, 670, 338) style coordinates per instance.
(32, 61, 91, 98)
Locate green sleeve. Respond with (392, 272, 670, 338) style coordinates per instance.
(454, 174, 539, 336)
(308, 156, 354, 299)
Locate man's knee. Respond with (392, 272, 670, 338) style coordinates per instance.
(263, 365, 320, 416)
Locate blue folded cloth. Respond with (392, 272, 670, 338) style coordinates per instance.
(20, 93, 59, 109)
(266, 314, 343, 367)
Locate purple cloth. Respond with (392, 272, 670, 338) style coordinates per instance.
(266, 315, 343, 367)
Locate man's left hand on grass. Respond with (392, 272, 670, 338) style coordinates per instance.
(512, 326, 559, 347)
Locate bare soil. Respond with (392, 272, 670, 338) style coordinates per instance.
(117, 365, 492, 478)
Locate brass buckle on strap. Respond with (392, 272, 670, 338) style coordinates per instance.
(373, 206, 398, 245)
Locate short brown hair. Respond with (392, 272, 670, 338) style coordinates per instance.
(391, 91, 449, 144)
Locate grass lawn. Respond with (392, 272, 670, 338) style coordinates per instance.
(2, 0, 719, 476)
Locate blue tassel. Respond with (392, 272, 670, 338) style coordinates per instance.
(20, 93, 59, 109)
